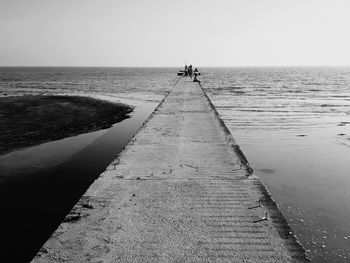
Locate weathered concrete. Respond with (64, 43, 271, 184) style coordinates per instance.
(33, 78, 308, 262)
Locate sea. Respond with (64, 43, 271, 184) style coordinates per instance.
(1, 67, 350, 262)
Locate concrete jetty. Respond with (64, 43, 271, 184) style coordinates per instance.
(33, 78, 308, 262)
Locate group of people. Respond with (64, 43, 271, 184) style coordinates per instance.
(184, 64, 200, 82)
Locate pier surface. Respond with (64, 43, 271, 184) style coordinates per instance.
(33, 79, 307, 262)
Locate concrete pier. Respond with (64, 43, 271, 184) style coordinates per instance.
(33, 78, 308, 262)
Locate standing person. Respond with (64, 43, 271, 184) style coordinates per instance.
(184, 64, 188, 76)
(188, 65, 193, 79)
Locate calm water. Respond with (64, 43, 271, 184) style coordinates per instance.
(0, 67, 177, 98)
(202, 67, 350, 263)
(1, 67, 350, 262)
(0, 67, 176, 262)
(0, 105, 156, 262)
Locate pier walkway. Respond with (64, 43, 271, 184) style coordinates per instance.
(33, 78, 307, 262)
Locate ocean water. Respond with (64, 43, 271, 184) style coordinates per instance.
(0, 67, 177, 101)
(1, 67, 350, 262)
(202, 67, 350, 263)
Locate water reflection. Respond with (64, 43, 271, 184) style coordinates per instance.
(0, 129, 106, 180)
(0, 103, 156, 262)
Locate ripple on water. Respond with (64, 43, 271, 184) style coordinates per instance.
(203, 67, 350, 263)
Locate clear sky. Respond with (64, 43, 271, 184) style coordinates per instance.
(1, 0, 350, 67)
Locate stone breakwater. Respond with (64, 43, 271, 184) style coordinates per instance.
(33, 78, 308, 263)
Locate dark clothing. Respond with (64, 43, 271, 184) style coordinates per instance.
(188, 65, 193, 78)
(193, 68, 200, 82)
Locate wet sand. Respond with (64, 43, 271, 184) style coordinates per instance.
(0, 95, 133, 156)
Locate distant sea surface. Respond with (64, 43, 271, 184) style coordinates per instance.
(1, 67, 350, 262)
(0, 67, 177, 99)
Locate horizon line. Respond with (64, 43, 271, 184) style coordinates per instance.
(1, 65, 350, 68)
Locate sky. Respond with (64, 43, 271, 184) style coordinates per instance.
(1, 0, 350, 67)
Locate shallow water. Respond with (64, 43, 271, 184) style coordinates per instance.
(0, 102, 157, 262)
(0, 67, 176, 261)
(1, 67, 350, 262)
(202, 67, 350, 262)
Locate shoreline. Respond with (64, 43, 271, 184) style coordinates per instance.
(0, 95, 133, 156)
(0, 96, 158, 262)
